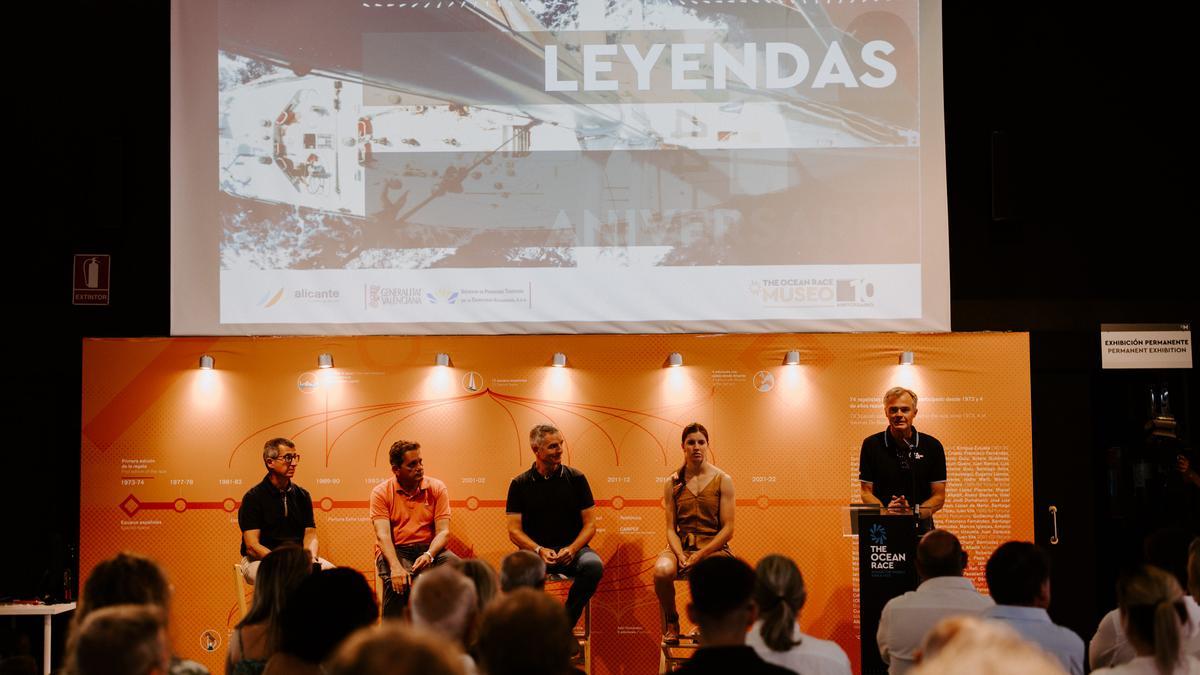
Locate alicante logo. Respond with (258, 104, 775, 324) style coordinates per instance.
(258, 288, 285, 308)
(426, 289, 460, 304)
(869, 523, 887, 546)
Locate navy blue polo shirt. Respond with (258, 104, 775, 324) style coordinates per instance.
(858, 427, 947, 507)
(237, 474, 316, 556)
(505, 464, 594, 550)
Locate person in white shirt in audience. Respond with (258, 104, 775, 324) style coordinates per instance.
(876, 528, 993, 675)
(1092, 529, 1200, 669)
(982, 541, 1085, 675)
(1092, 565, 1200, 675)
(746, 554, 852, 675)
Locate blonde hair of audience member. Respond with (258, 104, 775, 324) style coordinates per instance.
(229, 545, 312, 667)
(410, 566, 477, 647)
(66, 604, 171, 675)
(912, 616, 1066, 675)
(476, 588, 575, 675)
(1118, 565, 1191, 675)
(325, 624, 465, 675)
(752, 555, 807, 652)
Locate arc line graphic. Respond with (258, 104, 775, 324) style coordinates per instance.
(484, 395, 572, 465)
(371, 391, 489, 466)
(499, 394, 685, 461)
(225, 399, 446, 467)
(491, 392, 616, 465)
(485, 394, 526, 466)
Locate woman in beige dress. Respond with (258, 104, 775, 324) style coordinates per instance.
(653, 422, 736, 643)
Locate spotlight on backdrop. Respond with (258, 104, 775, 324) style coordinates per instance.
(665, 352, 684, 368)
(783, 350, 801, 366)
(552, 352, 568, 368)
(435, 353, 453, 367)
(898, 351, 915, 366)
(198, 354, 215, 370)
(317, 353, 334, 369)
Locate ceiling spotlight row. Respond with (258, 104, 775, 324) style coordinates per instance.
(198, 349, 918, 370)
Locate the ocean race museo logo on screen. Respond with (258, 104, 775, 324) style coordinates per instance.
(748, 277, 875, 307)
(365, 285, 423, 309)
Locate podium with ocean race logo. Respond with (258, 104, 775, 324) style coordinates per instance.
(856, 510, 921, 675)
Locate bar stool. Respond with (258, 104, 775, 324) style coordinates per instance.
(545, 573, 591, 673)
(659, 577, 699, 673)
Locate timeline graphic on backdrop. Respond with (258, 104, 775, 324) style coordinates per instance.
(82, 333, 1030, 674)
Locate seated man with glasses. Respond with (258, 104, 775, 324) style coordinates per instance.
(238, 437, 334, 583)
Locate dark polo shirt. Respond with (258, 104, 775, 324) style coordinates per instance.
(859, 427, 947, 507)
(505, 463, 594, 550)
(237, 474, 316, 556)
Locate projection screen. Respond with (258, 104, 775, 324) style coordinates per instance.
(171, 0, 948, 335)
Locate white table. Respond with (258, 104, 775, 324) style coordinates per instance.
(0, 603, 77, 674)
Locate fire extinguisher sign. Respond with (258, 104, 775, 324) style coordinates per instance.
(72, 254, 110, 305)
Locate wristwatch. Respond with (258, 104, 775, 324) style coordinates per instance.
(534, 545, 542, 555)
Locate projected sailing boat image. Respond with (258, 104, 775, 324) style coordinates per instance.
(218, 0, 920, 272)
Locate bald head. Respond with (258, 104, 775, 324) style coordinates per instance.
(917, 529, 967, 580)
(410, 567, 477, 644)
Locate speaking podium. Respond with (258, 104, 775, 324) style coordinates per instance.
(854, 510, 921, 675)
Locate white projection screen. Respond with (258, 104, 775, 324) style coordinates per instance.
(171, 0, 949, 335)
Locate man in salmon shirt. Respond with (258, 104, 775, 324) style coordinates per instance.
(371, 440, 458, 618)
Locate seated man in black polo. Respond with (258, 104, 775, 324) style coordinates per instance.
(859, 387, 947, 534)
(238, 437, 333, 583)
(505, 424, 603, 630)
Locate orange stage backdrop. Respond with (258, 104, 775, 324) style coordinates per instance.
(80, 333, 1033, 674)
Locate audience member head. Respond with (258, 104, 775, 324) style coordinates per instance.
(66, 605, 169, 675)
(73, 552, 172, 635)
(411, 566, 477, 646)
(916, 529, 967, 581)
(687, 556, 758, 645)
(500, 550, 546, 592)
(1117, 565, 1190, 675)
(913, 615, 1066, 675)
(460, 558, 499, 613)
(326, 624, 465, 675)
(985, 541, 1051, 608)
(279, 568, 379, 665)
(477, 588, 574, 675)
(236, 544, 313, 650)
(753, 554, 806, 652)
(1144, 527, 1193, 591)
(1188, 538, 1200, 601)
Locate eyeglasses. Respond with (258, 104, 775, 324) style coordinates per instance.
(274, 453, 301, 464)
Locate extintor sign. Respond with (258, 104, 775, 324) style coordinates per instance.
(73, 254, 111, 305)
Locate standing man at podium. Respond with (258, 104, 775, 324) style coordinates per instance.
(859, 387, 946, 533)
